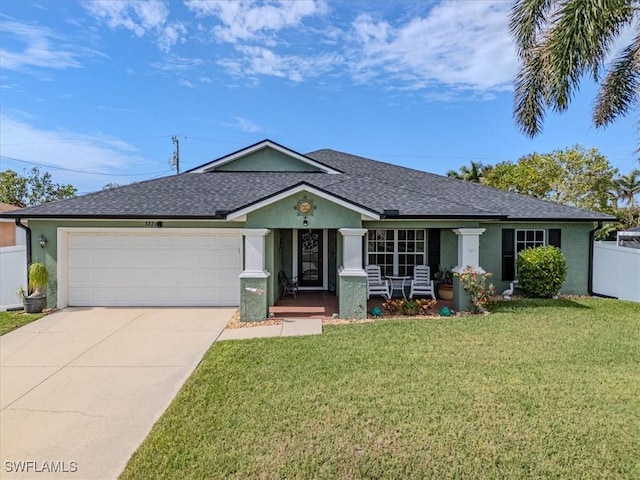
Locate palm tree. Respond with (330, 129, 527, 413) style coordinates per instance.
(446, 161, 490, 183)
(510, 0, 640, 138)
(614, 168, 640, 207)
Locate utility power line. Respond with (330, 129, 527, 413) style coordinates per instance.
(0, 155, 168, 177)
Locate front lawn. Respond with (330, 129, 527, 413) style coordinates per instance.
(121, 298, 640, 479)
(0, 311, 43, 336)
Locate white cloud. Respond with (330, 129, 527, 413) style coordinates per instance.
(179, 78, 195, 88)
(348, 1, 517, 92)
(83, 0, 186, 52)
(0, 20, 84, 71)
(185, 0, 328, 43)
(0, 114, 155, 192)
(202, 1, 515, 94)
(219, 45, 339, 83)
(150, 55, 204, 73)
(224, 116, 263, 133)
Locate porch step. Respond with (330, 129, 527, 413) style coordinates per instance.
(269, 305, 336, 319)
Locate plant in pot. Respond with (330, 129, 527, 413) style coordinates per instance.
(435, 266, 454, 300)
(22, 262, 49, 313)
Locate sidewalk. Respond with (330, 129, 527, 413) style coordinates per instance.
(217, 318, 322, 341)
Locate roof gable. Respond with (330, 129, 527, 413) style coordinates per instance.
(188, 139, 341, 174)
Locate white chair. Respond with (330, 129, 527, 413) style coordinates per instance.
(409, 265, 436, 300)
(366, 265, 391, 300)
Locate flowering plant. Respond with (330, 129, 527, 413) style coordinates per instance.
(454, 266, 496, 314)
(382, 298, 437, 316)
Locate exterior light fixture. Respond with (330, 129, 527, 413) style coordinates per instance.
(295, 196, 316, 228)
(39, 234, 48, 248)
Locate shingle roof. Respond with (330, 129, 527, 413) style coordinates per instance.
(0, 146, 614, 221)
(0, 202, 20, 213)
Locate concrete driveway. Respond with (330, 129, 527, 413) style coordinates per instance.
(0, 307, 234, 480)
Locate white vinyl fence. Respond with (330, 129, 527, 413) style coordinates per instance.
(593, 241, 640, 302)
(1, 245, 27, 310)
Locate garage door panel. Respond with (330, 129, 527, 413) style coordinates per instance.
(67, 231, 241, 307)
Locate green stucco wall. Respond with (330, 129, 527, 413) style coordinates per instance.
(440, 229, 458, 272)
(479, 222, 593, 295)
(338, 274, 367, 319)
(27, 215, 595, 314)
(265, 230, 276, 307)
(453, 277, 472, 312)
(240, 276, 269, 321)
(246, 192, 363, 229)
(215, 149, 320, 172)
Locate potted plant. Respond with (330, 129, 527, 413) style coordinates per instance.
(22, 262, 49, 313)
(435, 266, 454, 300)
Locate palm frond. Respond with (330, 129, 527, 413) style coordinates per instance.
(510, 0, 555, 54)
(594, 33, 640, 127)
(545, 0, 636, 112)
(511, 0, 639, 138)
(514, 45, 550, 136)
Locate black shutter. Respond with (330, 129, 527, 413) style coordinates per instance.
(502, 229, 515, 281)
(428, 228, 441, 280)
(548, 229, 561, 248)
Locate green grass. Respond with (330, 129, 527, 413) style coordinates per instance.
(121, 298, 640, 480)
(0, 310, 43, 336)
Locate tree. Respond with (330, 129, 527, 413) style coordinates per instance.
(613, 168, 640, 207)
(510, 0, 640, 138)
(446, 161, 491, 183)
(0, 167, 76, 207)
(483, 145, 618, 211)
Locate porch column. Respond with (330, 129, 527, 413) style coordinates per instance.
(338, 228, 367, 319)
(239, 229, 270, 321)
(452, 228, 486, 312)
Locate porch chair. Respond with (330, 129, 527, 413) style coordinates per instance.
(278, 271, 298, 300)
(366, 265, 391, 300)
(409, 265, 436, 300)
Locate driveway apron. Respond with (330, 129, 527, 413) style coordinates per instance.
(0, 307, 234, 480)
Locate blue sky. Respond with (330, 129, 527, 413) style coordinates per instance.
(1, 0, 638, 195)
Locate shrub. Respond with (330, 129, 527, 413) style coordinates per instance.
(382, 298, 437, 316)
(454, 266, 496, 314)
(516, 246, 567, 298)
(27, 262, 49, 297)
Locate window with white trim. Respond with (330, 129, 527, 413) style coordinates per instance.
(367, 229, 426, 276)
(516, 229, 545, 253)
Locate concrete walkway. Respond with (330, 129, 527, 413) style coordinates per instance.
(0, 309, 322, 480)
(218, 318, 323, 341)
(0, 307, 234, 480)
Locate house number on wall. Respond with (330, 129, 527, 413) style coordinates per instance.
(144, 221, 163, 227)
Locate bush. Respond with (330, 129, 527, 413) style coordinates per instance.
(454, 266, 496, 313)
(382, 299, 437, 316)
(516, 246, 567, 298)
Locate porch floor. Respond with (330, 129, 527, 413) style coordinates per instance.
(270, 291, 454, 320)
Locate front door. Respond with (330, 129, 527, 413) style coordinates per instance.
(298, 229, 323, 287)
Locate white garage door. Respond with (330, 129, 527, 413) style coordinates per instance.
(67, 230, 241, 306)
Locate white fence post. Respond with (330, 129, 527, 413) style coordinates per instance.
(0, 245, 27, 310)
(593, 242, 640, 302)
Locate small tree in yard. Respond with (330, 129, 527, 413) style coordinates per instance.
(517, 246, 567, 298)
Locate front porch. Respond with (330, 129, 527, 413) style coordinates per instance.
(269, 291, 454, 320)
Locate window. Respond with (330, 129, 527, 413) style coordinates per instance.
(503, 228, 562, 280)
(367, 229, 425, 276)
(515, 229, 545, 253)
